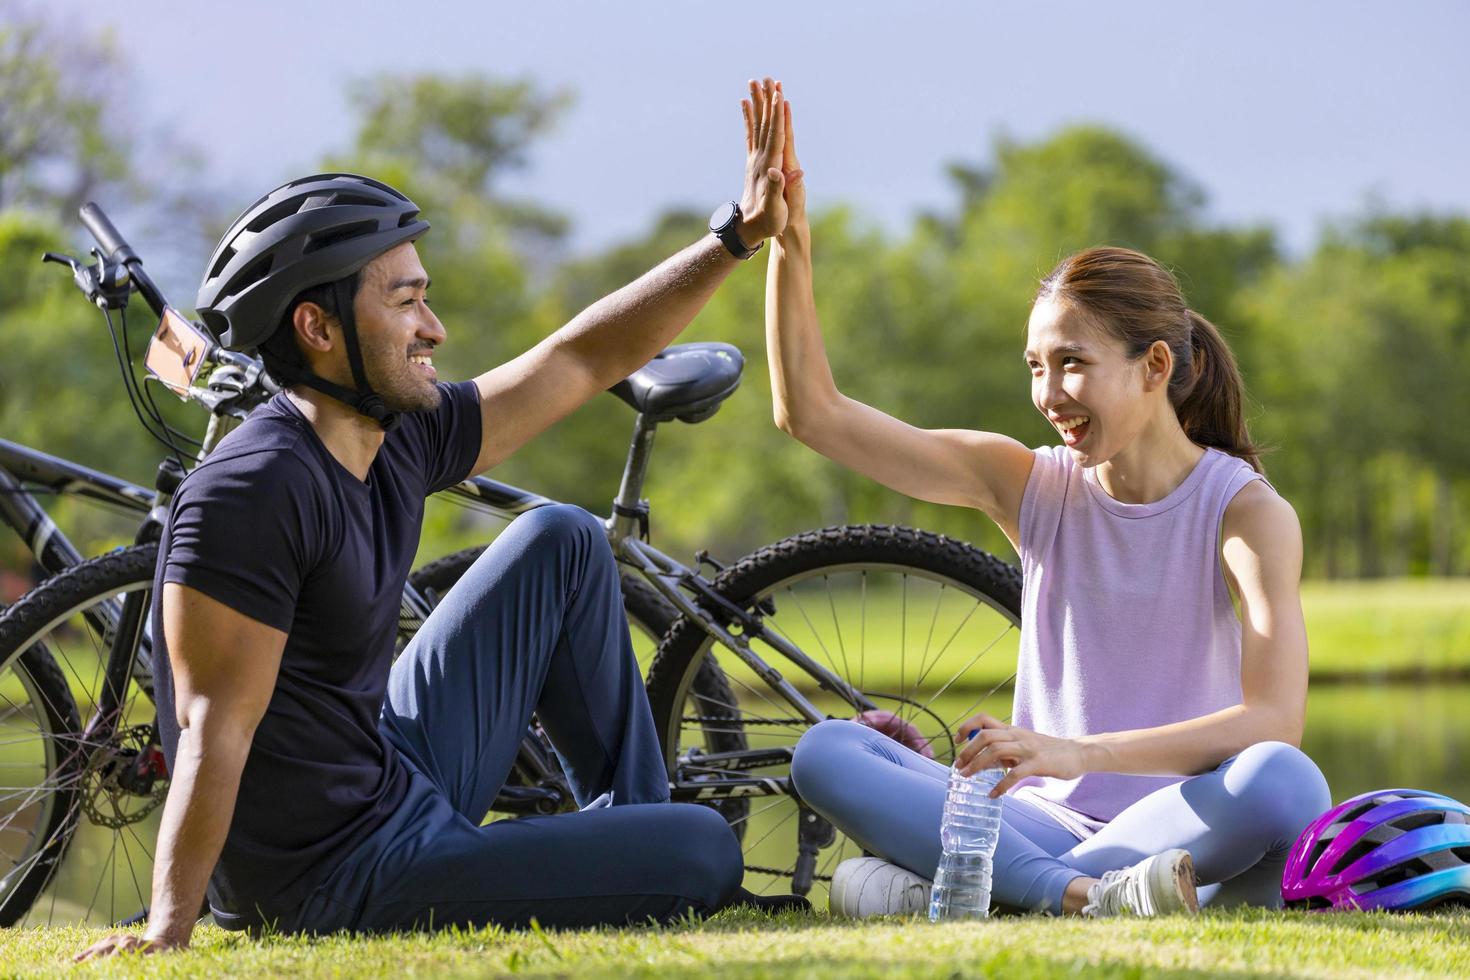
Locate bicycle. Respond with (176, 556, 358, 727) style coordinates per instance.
(0, 205, 1025, 928)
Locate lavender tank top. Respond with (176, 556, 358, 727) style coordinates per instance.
(1008, 444, 1274, 836)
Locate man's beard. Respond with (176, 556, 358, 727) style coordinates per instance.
(360, 335, 443, 414)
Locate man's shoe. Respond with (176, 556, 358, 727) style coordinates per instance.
(829, 857, 931, 918)
(1081, 848, 1199, 917)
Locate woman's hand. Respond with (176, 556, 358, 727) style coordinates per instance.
(738, 78, 801, 243)
(73, 933, 184, 962)
(777, 94, 806, 231)
(955, 713, 1094, 796)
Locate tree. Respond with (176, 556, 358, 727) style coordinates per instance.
(0, 3, 134, 219)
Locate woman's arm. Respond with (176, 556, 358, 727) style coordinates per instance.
(958, 482, 1309, 792)
(765, 101, 1034, 529)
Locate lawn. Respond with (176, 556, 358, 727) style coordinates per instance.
(8, 907, 1470, 979)
(1298, 578, 1470, 679)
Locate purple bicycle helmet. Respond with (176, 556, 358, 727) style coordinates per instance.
(1282, 787, 1470, 911)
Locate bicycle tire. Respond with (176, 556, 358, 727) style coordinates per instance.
(0, 543, 159, 927)
(644, 524, 1022, 904)
(409, 544, 751, 829)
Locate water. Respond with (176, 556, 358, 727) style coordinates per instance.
(930, 766, 1004, 921)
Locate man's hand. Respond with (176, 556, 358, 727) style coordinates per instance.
(73, 933, 184, 962)
(955, 712, 1094, 796)
(738, 77, 796, 243)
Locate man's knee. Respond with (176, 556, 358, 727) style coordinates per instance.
(1228, 741, 1332, 845)
(517, 503, 605, 543)
(662, 805, 744, 908)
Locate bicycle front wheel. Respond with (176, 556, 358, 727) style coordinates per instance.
(0, 544, 160, 927)
(644, 524, 1022, 908)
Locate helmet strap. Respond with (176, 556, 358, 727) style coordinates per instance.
(277, 279, 400, 432)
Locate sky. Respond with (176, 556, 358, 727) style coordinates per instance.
(40, 0, 1470, 273)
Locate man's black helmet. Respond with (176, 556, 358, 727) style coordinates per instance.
(197, 173, 429, 350)
(196, 174, 431, 430)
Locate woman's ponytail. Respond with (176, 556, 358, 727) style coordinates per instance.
(1174, 309, 1266, 475)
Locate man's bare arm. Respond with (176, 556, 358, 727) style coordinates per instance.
(75, 584, 285, 960)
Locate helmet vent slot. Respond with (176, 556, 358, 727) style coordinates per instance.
(397, 209, 422, 228)
(234, 254, 273, 291)
(303, 220, 379, 255)
(329, 192, 390, 209)
(209, 246, 236, 279)
(246, 199, 305, 233)
(1390, 811, 1445, 833)
(1331, 837, 1383, 877)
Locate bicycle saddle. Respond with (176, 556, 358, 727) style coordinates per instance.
(610, 342, 744, 423)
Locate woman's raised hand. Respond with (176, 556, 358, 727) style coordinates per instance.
(738, 78, 801, 242)
(778, 92, 806, 230)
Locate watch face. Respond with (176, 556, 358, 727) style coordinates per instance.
(709, 201, 737, 233)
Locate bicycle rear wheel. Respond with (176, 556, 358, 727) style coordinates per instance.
(644, 524, 1022, 908)
(0, 544, 160, 927)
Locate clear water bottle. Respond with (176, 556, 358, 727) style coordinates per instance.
(929, 765, 1004, 921)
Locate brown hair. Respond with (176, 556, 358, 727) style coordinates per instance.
(1037, 246, 1267, 475)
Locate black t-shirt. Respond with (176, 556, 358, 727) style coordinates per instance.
(151, 381, 481, 918)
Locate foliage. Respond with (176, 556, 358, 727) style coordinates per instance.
(0, 2, 135, 219)
(1, 17, 1467, 580)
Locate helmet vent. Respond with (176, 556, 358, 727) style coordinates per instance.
(303, 220, 378, 255)
(209, 246, 236, 280)
(234, 253, 274, 291)
(397, 209, 421, 228)
(246, 198, 306, 233)
(1331, 837, 1384, 877)
(329, 192, 388, 209)
(1390, 811, 1445, 833)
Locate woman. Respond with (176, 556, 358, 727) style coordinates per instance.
(750, 79, 1332, 918)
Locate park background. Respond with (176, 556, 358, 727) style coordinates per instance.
(2, 1, 1470, 974)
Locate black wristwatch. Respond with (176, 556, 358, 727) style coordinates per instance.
(709, 201, 762, 260)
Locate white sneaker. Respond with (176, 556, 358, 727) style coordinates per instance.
(1081, 848, 1200, 917)
(829, 857, 931, 918)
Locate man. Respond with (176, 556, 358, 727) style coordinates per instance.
(79, 79, 795, 959)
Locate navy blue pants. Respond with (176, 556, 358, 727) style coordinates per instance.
(294, 505, 743, 932)
(791, 718, 1331, 914)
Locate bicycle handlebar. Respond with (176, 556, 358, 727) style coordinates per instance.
(76, 201, 175, 321)
(79, 202, 140, 265)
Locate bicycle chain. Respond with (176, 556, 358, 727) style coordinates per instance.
(682, 715, 809, 727)
(744, 863, 833, 883)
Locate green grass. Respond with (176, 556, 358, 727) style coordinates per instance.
(1299, 578, 1470, 678)
(7, 907, 1470, 978)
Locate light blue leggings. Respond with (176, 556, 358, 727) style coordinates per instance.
(790, 719, 1331, 914)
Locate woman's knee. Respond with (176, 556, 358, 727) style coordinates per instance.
(790, 719, 866, 804)
(1226, 741, 1332, 843)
